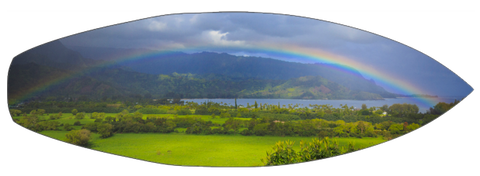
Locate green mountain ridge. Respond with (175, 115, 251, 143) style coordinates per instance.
(8, 41, 397, 103)
(64, 45, 394, 97)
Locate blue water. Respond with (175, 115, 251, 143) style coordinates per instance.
(183, 97, 465, 113)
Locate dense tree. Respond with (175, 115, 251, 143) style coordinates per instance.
(253, 123, 269, 136)
(357, 121, 366, 134)
(10, 109, 22, 116)
(36, 109, 45, 115)
(388, 123, 403, 134)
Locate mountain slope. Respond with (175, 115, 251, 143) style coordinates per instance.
(11, 40, 95, 70)
(65, 46, 394, 97)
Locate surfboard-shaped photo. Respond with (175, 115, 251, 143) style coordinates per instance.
(7, 12, 473, 167)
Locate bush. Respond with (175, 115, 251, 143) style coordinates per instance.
(262, 140, 298, 165)
(65, 129, 91, 147)
(211, 128, 223, 134)
(36, 109, 46, 116)
(91, 112, 98, 119)
(253, 123, 268, 136)
(75, 112, 85, 119)
(383, 130, 392, 140)
(240, 129, 254, 136)
(388, 123, 403, 134)
(317, 130, 329, 139)
(63, 124, 73, 131)
(10, 109, 22, 116)
(73, 121, 81, 126)
(72, 109, 78, 115)
(83, 123, 98, 132)
(220, 112, 231, 118)
(37, 121, 60, 130)
(176, 109, 192, 115)
(194, 106, 209, 115)
(97, 123, 114, 138)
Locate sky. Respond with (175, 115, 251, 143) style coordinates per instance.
(60, 12, 473, 97)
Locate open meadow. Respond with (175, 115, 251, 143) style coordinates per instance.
(39, 130, 385, 166)
(27, 112, 385, 166)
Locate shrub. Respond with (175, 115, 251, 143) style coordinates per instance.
(211, 128, 223, 134)
(253, 123, 269, 136)
(317, 130, 329, 139)
(91, 112, 98, 119)
(65, 129, 91, 147)
(262, 140, 298, 165)
(220, 112, 231, 118)
(73, 120, 81, 126)
(38, 121, 60, 130)
(383, 130, 392, 140)
(176, 109, 192, 115)
(298, 138, 345, 162)
(36, 109, 46, 116)
(194, 107, 209, 115)
(83, 123, 98, 132)
(75, 112, 85, 119)
(63, 124, 73, 131)
(240, 129, 254, 136)
(10, 109, 22, 116)
(388, 123, 403, 134)
(72, 109, 78, 115)
(97, 123, 114, 138)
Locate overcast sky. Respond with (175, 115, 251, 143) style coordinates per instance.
(60, 13, 472, 97)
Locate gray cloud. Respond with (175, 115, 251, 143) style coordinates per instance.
(59, 12, 472, 96)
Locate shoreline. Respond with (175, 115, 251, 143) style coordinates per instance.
(181, 98, 387, 101)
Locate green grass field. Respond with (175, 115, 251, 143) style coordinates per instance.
(39, 131, 385, 166)
(17, 112, 386, 166)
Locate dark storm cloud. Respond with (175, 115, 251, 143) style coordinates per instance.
(61, 13, 382, 50)
(59, 13, 472, 96)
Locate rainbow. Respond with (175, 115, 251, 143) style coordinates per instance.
(10, 42, 438, 108)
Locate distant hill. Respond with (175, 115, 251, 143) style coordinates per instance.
(66, 46, 395, 97)
(243, 75, 384, 100)
(11, 41, 96, 70)
(8, 41, 399, 103)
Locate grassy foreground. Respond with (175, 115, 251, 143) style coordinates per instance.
(40, 131, 385, 166)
